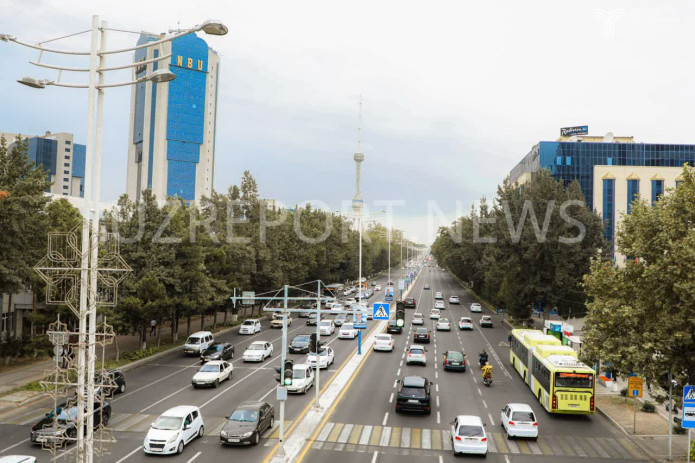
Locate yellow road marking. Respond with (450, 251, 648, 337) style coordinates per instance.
(268, 421, 292, 439)
(493, 432, 508, 454)
(368, 426, 382, 446)
(432, 429, 442, 450)
(411, 427, 421, 449)
(326, 423, 343, 442)
(348, 424, 362, 444)
(517, 440, 531, 454)
(389, 427, 401, 447)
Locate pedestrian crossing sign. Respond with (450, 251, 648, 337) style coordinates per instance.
(683, 386, 695, 429)
(373, 303, 390, 320)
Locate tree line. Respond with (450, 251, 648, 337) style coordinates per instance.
(0, 136, 410, 356)
(431, 169, 607, 320)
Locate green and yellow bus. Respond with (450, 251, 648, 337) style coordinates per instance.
(510, 329, 595, 415)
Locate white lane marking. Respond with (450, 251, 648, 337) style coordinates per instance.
(477, 388, 482, 396)
(199, 365, 266, 410)
(115, 446, 141, 463)
(439, 456, 444, 463)
(436, 384, 439, 392)
(379, 427, 391, 446)
(372, 451, 378, 463)
(472, 375, 477, 383)
(483, 399, 488, 409)
(359, 425, 373, 445)
(186, 451, 202, 463)
(421, 428, 432, 449)
(436, 396, 440, 408)
(437, 410, 441, 424)
(258, 385, 276, 402)
(382, 412, 389, 426)
(400, 360, 403, 367)
(389, 392, 394, 403)
(505, 455, 511, 463)
(488, 412, 495, 426)
(0, 439, 30, 455)
(138, 383, 190, 413)
(317, 423, 335, 441)
(393, 380, 398, 388)
(435, 371, 438, 379)
(396, 368, 401, 376)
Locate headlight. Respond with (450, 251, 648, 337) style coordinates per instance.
(167, 433, 179, 444)
(242, 431, 254, 437)
(220, 431, 227, 437)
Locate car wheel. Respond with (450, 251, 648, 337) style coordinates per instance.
(301, 386, 307, 394)
(102, 412, 110, 427)
(269, 416, 275, 429)
(253, 432, 260, 445)
(506, 429, 512, 440)
(214, 379, 220, 388)
(119, 382, 126, 393)
(198, 426, 204, 438)
(227, 371, 233, 381)
(176, 441, 184, 454)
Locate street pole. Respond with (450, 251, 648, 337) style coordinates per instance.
(277, 285, 289, 459)
(669, 372, 673, 461)
(633, 396, 637, 434)
(314, 281, 321, 409)
(387, 228, 391, 284)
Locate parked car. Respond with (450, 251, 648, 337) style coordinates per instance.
(501, 403, 538, 440)
(286, 364, 314, 394)
(458, 317, 474, 330)
(395, 376, 432, 414)
(404, 298, 417, 309)
(339, 323, 358, 339)
(239, 319, 262, 335)
(386, 319, 402, 334)
(220, 401, 274, 446)
(31, 400, 111, 447)
(306, 347, 335, 369)
(289, 334, 312, 354)
(480, 315, 493, 327)
(183, 331, 214, 356)
(143, 406, 204, 455)
(243, 341, 273, 362)
(450, 415, 487, 456)
(192, 360, 233, 388)
(449, 295, 460, 304)
(443, 350, 466, 372)
(470, 303, 482, 313)
(200, 342, 234, 363)
(406, 345, 427, 365)
(373, 334, 394, 352)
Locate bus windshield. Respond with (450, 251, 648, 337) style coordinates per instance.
(554, 372, 593, 389)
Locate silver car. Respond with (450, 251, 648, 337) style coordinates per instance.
(406, 345, 427, 365)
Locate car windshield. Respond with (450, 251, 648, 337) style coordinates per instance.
(512, 411, 535, 421)
(248, 344, 264, 350)
(416, 328, 428, 334)
(410, 348, 424, 355)
(440, 319, 449, 323)
(292, 370, 306, 379)
(457, 425, 484, 437)
(447, 352, 464, 361)
(153, 416, 183, 430)
(242, 321, 254, 326)
(376, 335, 391, 341)
(293, 336, 310, 343)
(230, 410, 258, 422)
(200, 365, 219, 372)
(320, 321, 331, 327)
(461, 318, 471, 322)
(186, 337, 200, 344)
(343, 324, 354, 330)
(413, 314, 422, 319)
(400, 386, 426, 398)
(205, 345, 223, 354)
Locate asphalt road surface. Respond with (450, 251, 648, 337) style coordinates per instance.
(297, 265, 647, 463)
(0, 267, 413, 463)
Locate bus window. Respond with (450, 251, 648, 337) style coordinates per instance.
(555, 372, 593, 388)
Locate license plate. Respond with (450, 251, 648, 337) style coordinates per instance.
(408, 399, 419, 403)
(36, 437, 47, 443)
(466, 437, 478, 442)
(451, 363, 459, 365)
(568, 404, 579, 408)
(229, 438, 240, 442)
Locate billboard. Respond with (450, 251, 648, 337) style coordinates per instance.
(560, 126, 588, 137)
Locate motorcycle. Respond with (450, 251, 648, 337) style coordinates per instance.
(483, 375, 493, 387)
(478, 356, 488, 368)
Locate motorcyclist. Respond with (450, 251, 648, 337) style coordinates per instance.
(478, 349, 488, 366)
(482, 362, 493, 381)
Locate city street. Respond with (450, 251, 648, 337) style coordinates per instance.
(297, 266, 646, 463)
(0, 268, 412, 463)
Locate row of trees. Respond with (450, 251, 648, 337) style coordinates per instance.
(582, 165, 695, 388)
(1, 135, 411, 354)
(432, 170, 607, 320)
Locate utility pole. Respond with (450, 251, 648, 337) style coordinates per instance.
(314, 281, 321, 409)
(277, 285, 289, 459)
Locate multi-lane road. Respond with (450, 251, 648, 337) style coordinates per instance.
(0, 264, 648, 462)
(298, 266, 647, 463)
(0, 268, 412, 463)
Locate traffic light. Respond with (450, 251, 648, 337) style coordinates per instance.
(396, 301, 405, 327)
(283, 359, 294, 386)
(309, 333, 324, 353)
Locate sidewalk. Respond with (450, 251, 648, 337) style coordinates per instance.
(596, 377, 691, 462)
(0, 310, 245, 396)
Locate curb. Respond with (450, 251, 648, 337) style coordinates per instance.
(595, 405, 661, 462)
(0, 392, 50, 414)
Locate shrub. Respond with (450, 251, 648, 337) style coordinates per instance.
(620, 388, 628, 397)
(641, 402, 656, 413)
(674, 424, 687, 435)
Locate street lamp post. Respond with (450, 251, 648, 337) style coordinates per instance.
(3, 16, 226, 463)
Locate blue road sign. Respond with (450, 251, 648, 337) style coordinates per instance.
(373, 303, 390, 320)
(683, 385, 695, 429)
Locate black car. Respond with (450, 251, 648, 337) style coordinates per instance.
(306, 314, 319, 326)
(443, 350, 466, 372)
(386, 319, 402, 334)
(404, 297, 417, 309)
(95, 369, 126, 396)
(413, 327, 431, 343)
(297, 311, 312, 318)
(289, 334, 312, 354)
(220, 401, 274, 446)
(31, 400, 111, 446)
(395, 376, 432, 414)
(200, 342, 235, 363)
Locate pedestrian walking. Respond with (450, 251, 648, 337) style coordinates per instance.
(150, 319, 157, 336)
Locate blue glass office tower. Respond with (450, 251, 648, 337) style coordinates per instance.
(127, 32, 220, 203)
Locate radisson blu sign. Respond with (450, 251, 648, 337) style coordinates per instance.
(560, 125, 588, 137)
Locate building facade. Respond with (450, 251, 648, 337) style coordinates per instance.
(509, 132, 695, 265)
(1, 131, 86, 198)
(126, 32, 220, 203)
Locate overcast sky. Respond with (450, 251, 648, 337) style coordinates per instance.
(1, 0, 694, 244)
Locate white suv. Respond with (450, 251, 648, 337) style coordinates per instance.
(183, 331, 213, 356)
(144, 406, 204, 455)
(239, 319, 261, 335)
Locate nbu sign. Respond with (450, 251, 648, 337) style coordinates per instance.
(560, 125, 588, 137)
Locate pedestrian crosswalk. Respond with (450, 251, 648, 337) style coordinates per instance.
(309, 421, 647, 459)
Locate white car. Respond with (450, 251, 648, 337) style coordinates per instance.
(0, 457, 36, 463)
(436, 318, 451, 331)
(449, 295, 460, 304)
(144, 406, 204, 455)
(286, 364, 314, 394)
(406, 345, 427, 365)
(306, 347, 335, 369)
(451, 415, 487, 456)
(412, 313, 424, 325)
(191, 360, 233, 388)
(501, 403, 538, 439)
(330, 303, 344, 311)
(458, 317, 474, 330)
(374, 284, 382, 291)
(339, 323, 358, 339)
(239, 319, 261, 335)
(345, 298, 357, 306)
(183, 331, 214, 356)
(429, 308, 441, 320)
(434, 292, 443, 300)
(434, 300, 445, 310)
(242, 341, 273, 362)
(470, 303, 482, 313)
(373, 334, 394, 351)
(343, 288, 353, 296)
(319, 320, 335, 336)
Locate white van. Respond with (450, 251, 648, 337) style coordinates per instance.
(183, 331, 214, 356)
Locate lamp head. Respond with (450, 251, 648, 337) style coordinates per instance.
(354, 153, 365, 163)
(148, 69, 176, 84)
(17, 76, 50, 89)
(0, 34, 15, 42)
(200, 20, 228, 36)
